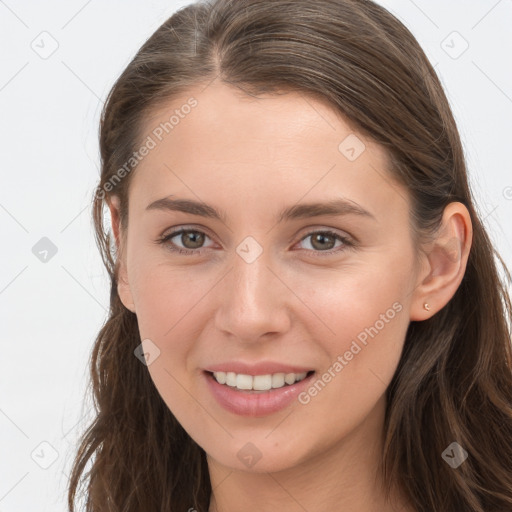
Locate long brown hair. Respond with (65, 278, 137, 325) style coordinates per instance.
(67, 0, 512, 510)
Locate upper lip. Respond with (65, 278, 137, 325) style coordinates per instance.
(204, 361, 314, 375)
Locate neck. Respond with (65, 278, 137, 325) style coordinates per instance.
(207, 396, 413, 512)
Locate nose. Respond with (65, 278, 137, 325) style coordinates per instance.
(213, 250, 292, 344)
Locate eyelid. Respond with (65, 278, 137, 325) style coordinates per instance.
(160, 224, 217, 241)
(157, 224, 356, 255)
(155, 225, 215, 254)
(293, 228, 355, 256)
(295, 224, 355, 242)
(160, 224, 354, 242)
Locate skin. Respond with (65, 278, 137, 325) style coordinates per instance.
(108, 80, 472, 512)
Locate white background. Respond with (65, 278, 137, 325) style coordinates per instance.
(0, 1, 511, 510)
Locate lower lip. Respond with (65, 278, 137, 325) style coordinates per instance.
(204, 371, 315, 417)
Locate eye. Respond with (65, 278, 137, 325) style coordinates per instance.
(155, 227, 354, 256)
(295, 230, 354, 256)
(155, 228, 216, 255)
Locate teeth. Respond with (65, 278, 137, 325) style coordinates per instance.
(212, 371, 309, 391)
(271, 373, 285, 388)
(253, 374, 272, 390)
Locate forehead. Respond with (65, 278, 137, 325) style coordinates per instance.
(143, 82, 368, 148)
(128, 81, 407, 223)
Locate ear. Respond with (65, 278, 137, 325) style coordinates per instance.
(107, 195, 136, 313)
(409, 202, 473, 321)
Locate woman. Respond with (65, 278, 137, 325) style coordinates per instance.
(68, 0, 512, 510)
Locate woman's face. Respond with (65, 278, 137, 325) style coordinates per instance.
(115, 81, 424, 473)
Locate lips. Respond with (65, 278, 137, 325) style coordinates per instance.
(203, 363, 316, 417)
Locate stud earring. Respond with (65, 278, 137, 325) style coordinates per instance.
(424, 303, 431, 311)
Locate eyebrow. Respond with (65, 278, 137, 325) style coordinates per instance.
(145, 196, 375, 223)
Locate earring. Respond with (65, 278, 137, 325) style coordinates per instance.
(424, 303, 431, 311)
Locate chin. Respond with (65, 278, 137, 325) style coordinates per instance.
(204, 435, 315, 474)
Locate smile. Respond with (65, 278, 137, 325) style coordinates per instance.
(212, 371, 311, 391)
(204, 370, 316, 417)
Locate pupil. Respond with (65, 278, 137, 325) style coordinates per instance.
(184, 231, 204, 248)
(313, 233, 334, 250)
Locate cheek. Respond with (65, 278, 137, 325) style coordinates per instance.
(296, 262, 411, 417)
(129, 265, 221, 410)
(129, 267, 214, 426)
(322, 278, 408, 360)
(130, 262, 214, 340)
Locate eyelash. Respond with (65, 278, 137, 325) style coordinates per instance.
(155, 227, 355, 257)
